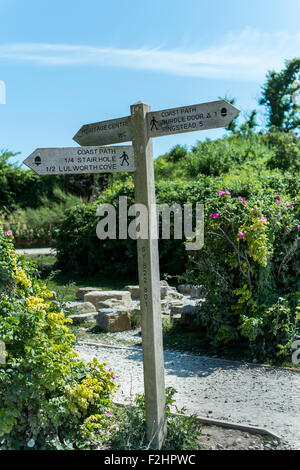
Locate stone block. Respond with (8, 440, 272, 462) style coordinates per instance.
(96, 307, 131, 332)
(166, 290, 184, 301)
(191, 285, 204, 298)
(68, 312, 98, 325)
(124, 285, 140, 299)
(180, 305, 201, 326)
(66, 301, 96, 313)
(177, 284, 193, 295)
(76, 287, 104, 301)
(125, 285, 168, 300)
(97, 299, 123, 309)
(84, 290, 131, 308)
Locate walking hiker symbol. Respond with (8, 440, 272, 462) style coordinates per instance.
(150, 116, 159, 131)
(120, 151, 129, 166)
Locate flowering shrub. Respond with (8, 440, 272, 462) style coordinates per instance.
(0, 228, 117, 449)
(187, 188, 300, 362)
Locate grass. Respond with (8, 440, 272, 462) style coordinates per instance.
(24, 253, 57, 266)
(73, 323, 142, 347)
(24, 253, 129, 302)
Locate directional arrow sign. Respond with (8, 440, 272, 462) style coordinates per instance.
(147, 100, 239, 138)
(23, 145, 135, 175)
(73, 116, 132, 146)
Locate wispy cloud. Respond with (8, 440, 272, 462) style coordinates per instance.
(0, 28, 299, 81)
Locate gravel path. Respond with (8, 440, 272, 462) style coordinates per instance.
(76, 342, 300, 449)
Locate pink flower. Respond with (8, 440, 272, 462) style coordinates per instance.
(111, 375, 116, 381)
(279, 201, 283, 206)
(104, 409, 113, 417)
(113, 198, 118, 203)
(298, 226, 300, 231)
(286, 203, 292, 207)
(260, 217, 267, 222)
(7, 230, 13, 236)
(238, 232, 245, 238)
(206, 243, 211, 247)
(275, 195, 280, 200)
(237, 196, 243, 201)
(214, 213, 219, 218)
(242, 200, 247, 205)
(109, 368, 112, 371)
(218, 189, 230, 196)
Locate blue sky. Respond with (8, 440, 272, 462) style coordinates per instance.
(0, 0, 299, 166)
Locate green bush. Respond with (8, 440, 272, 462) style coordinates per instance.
(183, 133, 271, 177)
(186, 189, 300, 362)
(0, 151, 109, 215)
(55, 181, 191, 279)
(0, 228, 117, 449)
(2, 188, 82, 247)
(267, 130, 300, 171)
(55, 167, 300, 281)
(110, 387, 201, 450)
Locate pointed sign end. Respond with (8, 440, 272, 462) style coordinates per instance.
(72, 132, 80, 144)
(223, 100, 240, 118)
(23, 149, 40, 172)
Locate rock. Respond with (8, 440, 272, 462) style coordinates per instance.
(190, 285, 204, 298)
(171, 304, 199, 326)
(84, 290, 131, 308)
(125, 285, 168, 300)
(98, 299, 123, 309)
(96, 307, 131, 332)
(76, 287, 103, 301)
(177, 284, 193, 295)
(65, 301, 96, 313)
(160, 280, 169, 286)
(160, 300, 170, 314)
(160, 286, 168, 299)
(170, 303, 185, 316)
(68, 312, 98, 324)
(166, 290, 184, 301)
(124, 285, 140, 299)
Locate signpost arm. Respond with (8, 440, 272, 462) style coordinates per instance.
(130, 102, 167, 449)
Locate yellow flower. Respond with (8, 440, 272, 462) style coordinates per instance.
(26, 296, 47, 312)
(14, 268, 32, 289)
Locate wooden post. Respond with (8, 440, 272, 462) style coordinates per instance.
(130, 102, 167, 449)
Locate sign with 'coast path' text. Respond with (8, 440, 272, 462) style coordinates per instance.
(147, 99, 239, 138)
(23, 145, 135, 175)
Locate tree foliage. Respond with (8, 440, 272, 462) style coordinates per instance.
(259, 58, 300, 132)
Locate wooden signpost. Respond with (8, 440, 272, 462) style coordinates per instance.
(25, 99, 239, 449)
